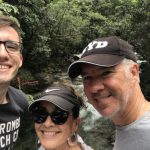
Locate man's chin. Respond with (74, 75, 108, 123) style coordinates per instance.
(100, 109, 117, 119)
(0, 77, 13, 85)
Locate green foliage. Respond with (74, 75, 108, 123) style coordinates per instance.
(0, 1, 18, 15)
(27, 94, 34, 104)
(18, 68, 35, 81)
(7, 0, 88, 73)
(129, 0, 150, 61)
(128, 0, 150, 98)
(3, 0, 149, 71)
(140, 63, 150, 99)
(6, 0, 149, 74)
(11, 68, 39, 93)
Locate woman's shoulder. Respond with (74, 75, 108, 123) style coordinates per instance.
(77, 134, 94, 150)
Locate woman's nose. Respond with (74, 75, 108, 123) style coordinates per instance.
(43, 116, 55, 127)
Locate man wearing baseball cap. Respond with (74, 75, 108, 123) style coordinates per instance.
(68, 36, 150, 150)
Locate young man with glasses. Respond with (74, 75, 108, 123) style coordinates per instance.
(0, 15, 29, 149)
(68, 36, 150, 150)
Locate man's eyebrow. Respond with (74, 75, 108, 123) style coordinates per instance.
(81, 66, 116, 76)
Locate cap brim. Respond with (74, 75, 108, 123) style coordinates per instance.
(28, 95, 74, 112)
(68, 54, 124, 78)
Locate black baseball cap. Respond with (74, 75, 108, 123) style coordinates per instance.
(28, 85, 80, 112)
(68, 36, 137, 79)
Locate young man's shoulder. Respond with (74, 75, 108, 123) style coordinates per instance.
(8, 86, 29, 111)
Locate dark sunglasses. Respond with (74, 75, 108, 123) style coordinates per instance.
(31, 106, 70, 125)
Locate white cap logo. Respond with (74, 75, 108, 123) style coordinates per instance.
(45, 89, 60, 93)
(82, 41, 108, 56)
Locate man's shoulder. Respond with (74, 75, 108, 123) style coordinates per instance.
(8, 86, 29, 110)
(8, 86, 26, 97)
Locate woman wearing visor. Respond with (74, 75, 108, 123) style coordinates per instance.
(28, 83, 93, 150)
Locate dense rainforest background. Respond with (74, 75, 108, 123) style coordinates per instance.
(0, 0, 149, 149)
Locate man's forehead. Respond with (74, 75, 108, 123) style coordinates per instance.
(81, 63, 116, 74)
(0, 26, 19, 39)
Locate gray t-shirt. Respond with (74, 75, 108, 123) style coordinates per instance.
(114, 110, 150, 150)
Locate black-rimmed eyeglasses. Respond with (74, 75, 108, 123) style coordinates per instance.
(0, 41, 22, 54)
(31, 106, 70, 125)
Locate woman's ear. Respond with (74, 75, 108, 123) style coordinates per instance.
(72, 117, 80, 133)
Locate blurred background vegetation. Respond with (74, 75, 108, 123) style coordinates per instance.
(0, 0, 149, 149)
